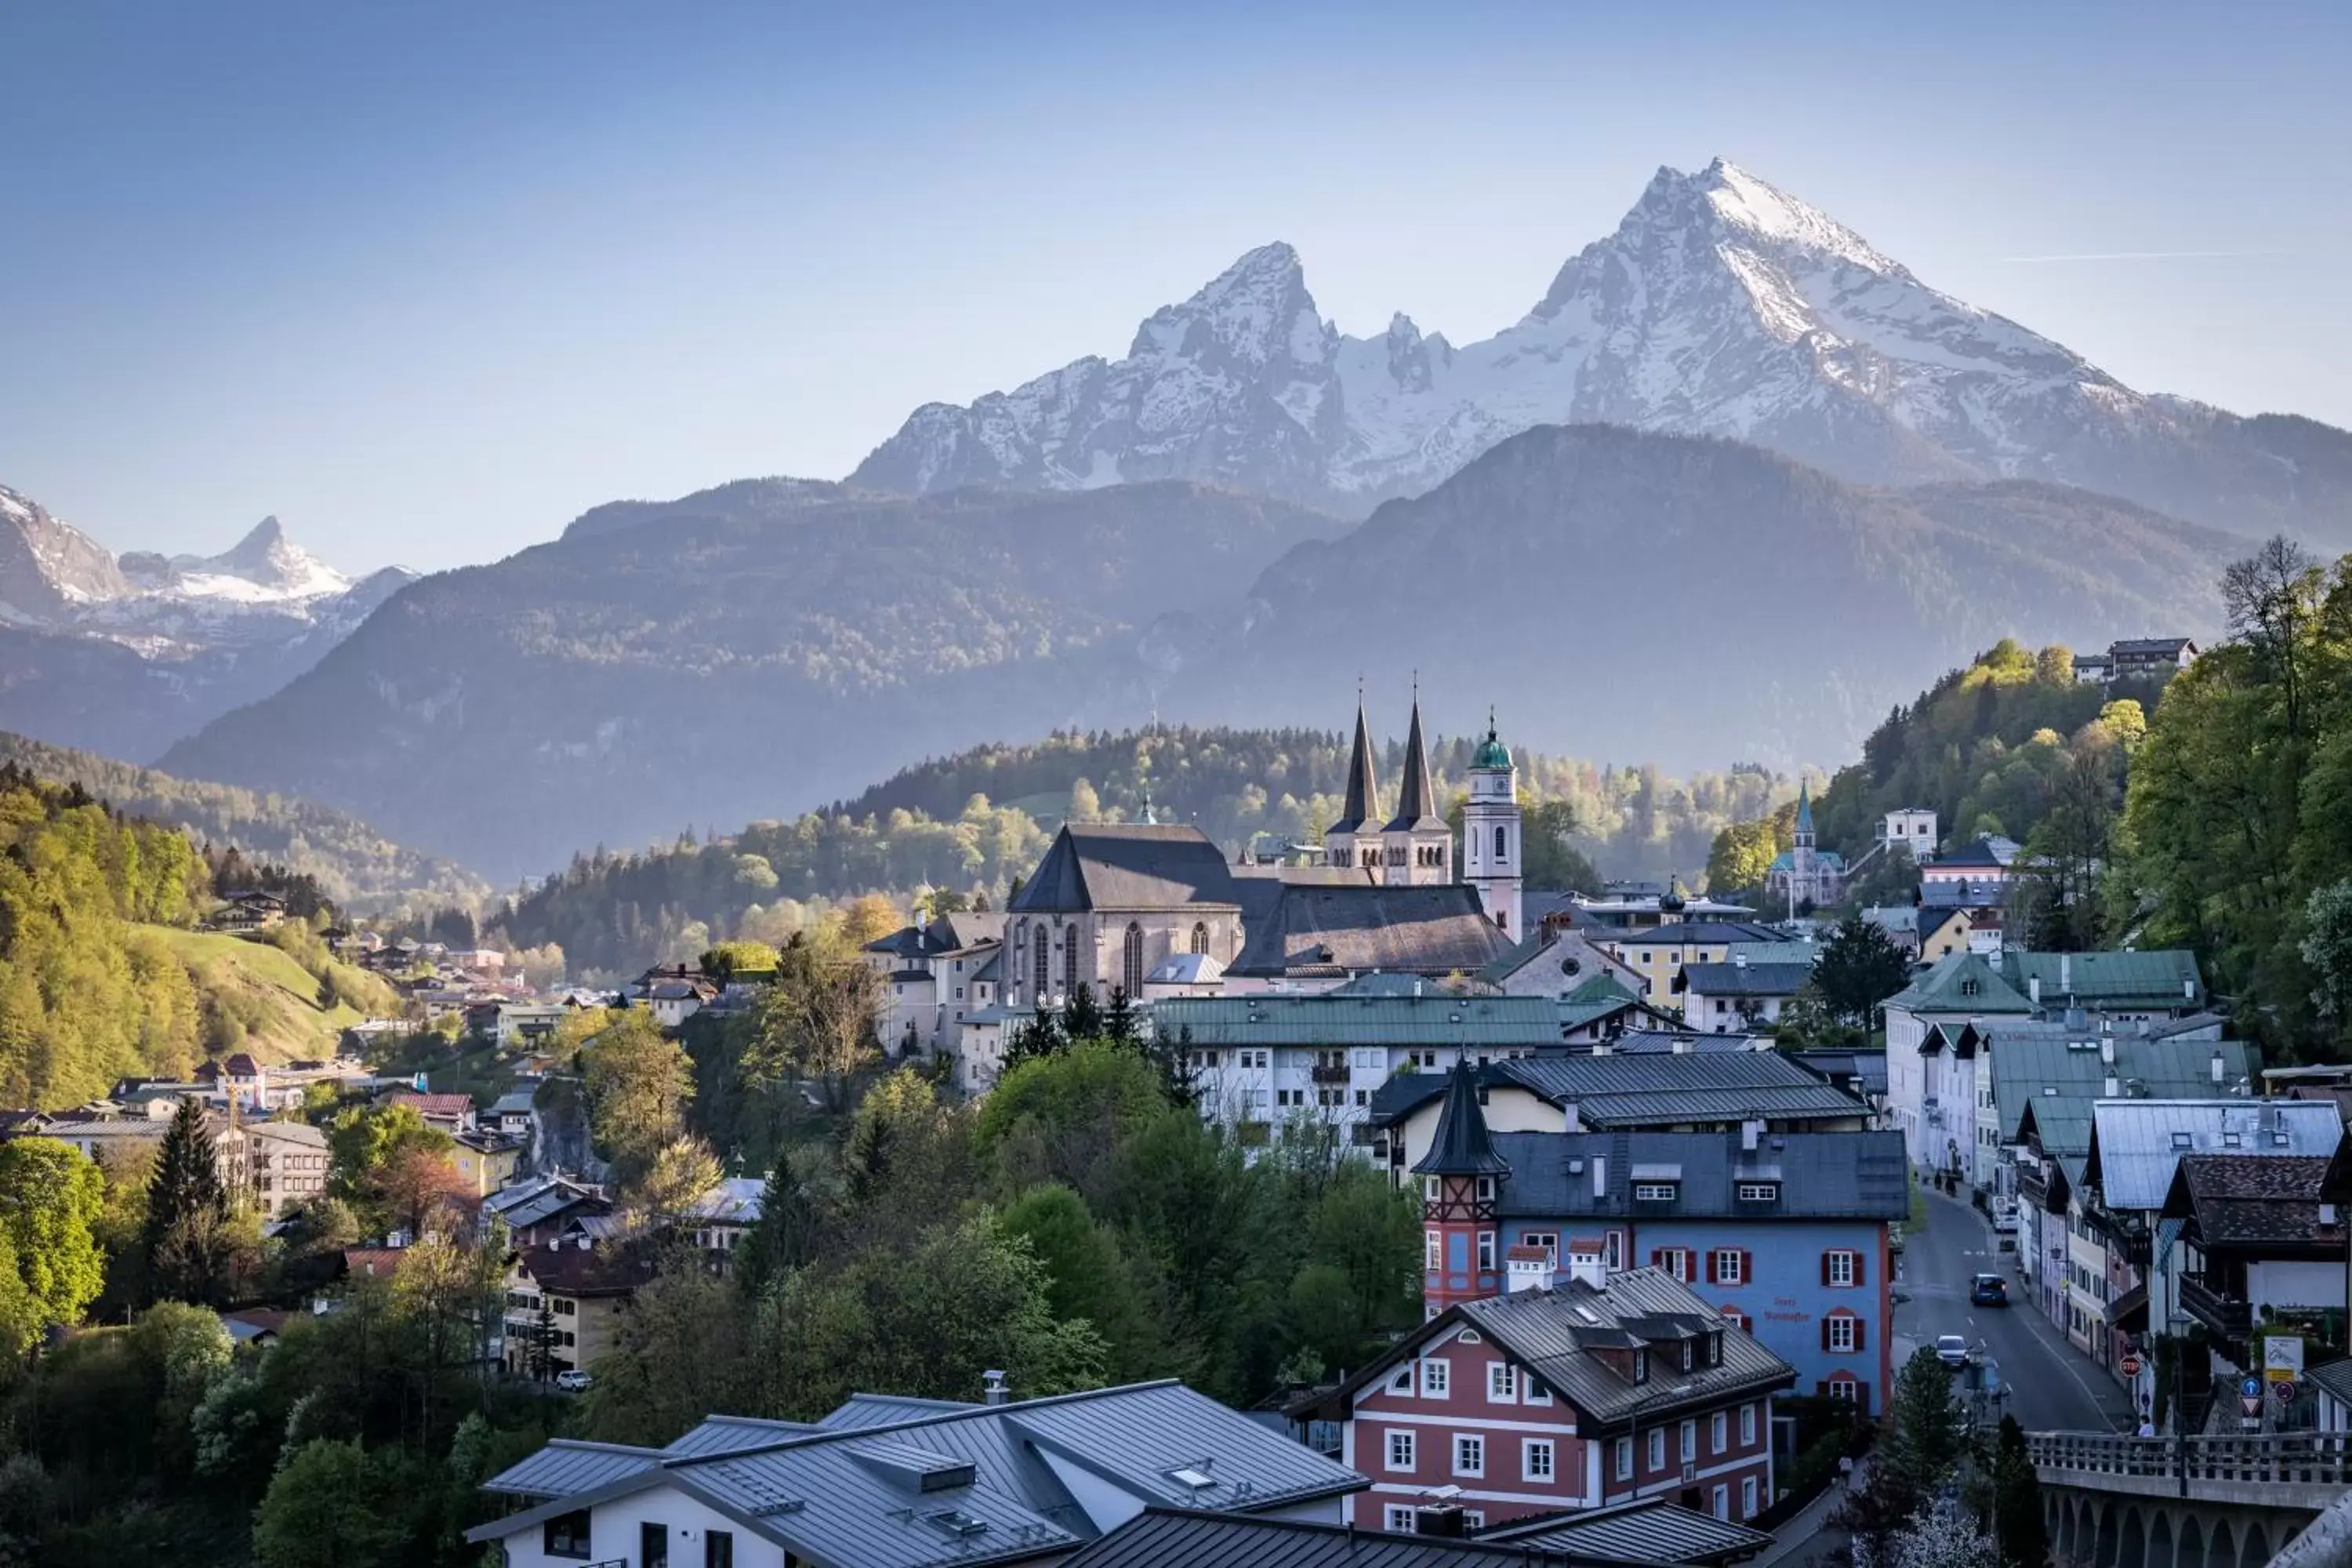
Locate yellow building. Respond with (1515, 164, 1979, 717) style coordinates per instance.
(500, 1239, 652, 1378)
(1594, 920, 1784, 1010)
(447, 1128, 525, 1196)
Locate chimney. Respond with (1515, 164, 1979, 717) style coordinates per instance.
(2029, 977, 2042, 1007)
(2060, 953, 2072, 996)
(1566, 1250, 1607, 1289)
(982, 1370, 1010, 1406)
(1508, 1247, 1559, 1294)
(1741, 1119, 1762, 1153)
(2185, 978, 2197, 1001)
(2100, 1037, 2115, 1066)
(2103, 1074, 2120, 1100)
(1414, 1503, 1468, 1539)
(2212, 1052, 2226, 1085)
(1592, 1155, 1607, 1200)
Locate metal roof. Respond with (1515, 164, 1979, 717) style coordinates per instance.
(1884, 952, 2033, 1016)
(1149, 994, 1559, 1047)
(1008, 825, 1240, 913)
(1999, 949, 2202, 1010)
(1369, 1051, 1867, 1132)
(484, 1439, 662, 1498)
(1415, 1064, 1512, 1176)
(1064, 1508, 1620, 1567)
(816, 1393, 979, 1430)
(1228, 883, 1516, 979)
(1490, 1130, 1910, 1221)
(1679, 962, 1816, 998)
(474, 1381, 1364, 1566)
(1484, 1497, 1776, 1565)
(2085, 1100, 2342, 1210)
(1991, 1032, 2260, 1148)
(662, 1414, 822, 1457)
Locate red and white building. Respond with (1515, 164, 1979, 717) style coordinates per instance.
(1319, 1261, 1794, 1532)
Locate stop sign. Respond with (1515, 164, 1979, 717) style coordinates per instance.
(2122, 1354, 2143, 1376)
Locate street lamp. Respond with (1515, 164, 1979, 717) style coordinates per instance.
(2167, 1309, 2193, 1497)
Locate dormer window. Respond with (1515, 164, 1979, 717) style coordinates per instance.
(1704, 1330, 1723, 1367)
(1634, 1182, 1678, 1202)
(1475, 1176, 1497, 1203)
(1960, 978, 1980, 997)
(1737, 1181, 1779, 1202)
(1632, 1349, 1649, 1385)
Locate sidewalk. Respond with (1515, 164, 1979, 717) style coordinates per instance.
(1748, 1456, 1868, 1568)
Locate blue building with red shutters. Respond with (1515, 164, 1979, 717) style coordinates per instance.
(1415, 1063, 1907, 1415)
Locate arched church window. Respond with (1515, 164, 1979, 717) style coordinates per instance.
(1124, 922, 1145, 999)
(1495, 825, 1507, 859)
(1032, 925, 1048, 1000)
(1191, 922, 1208, 956)
(1065, 935, 1080, 999)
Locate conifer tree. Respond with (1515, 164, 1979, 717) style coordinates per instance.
(143, 1098, 230, 1301)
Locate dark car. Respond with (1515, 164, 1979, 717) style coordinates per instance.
(1969, 1273, 2009, 1307)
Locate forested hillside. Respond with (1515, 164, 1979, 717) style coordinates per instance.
(481, 726, 1801, 977)
(0, 731, 488, 914)
(0, 764, 400, 1107)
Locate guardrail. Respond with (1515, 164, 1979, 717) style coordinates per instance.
(2027, 1430, 2352, 1510)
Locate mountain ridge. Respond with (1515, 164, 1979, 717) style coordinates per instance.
(851, 158, 2352, 545)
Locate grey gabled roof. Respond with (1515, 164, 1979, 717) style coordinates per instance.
(1883, 951, 2034, 1016)
(1490, 1130, 1910, 1221)
(484, 1439, 663, 1497)
(817, 1392, 980, 1430)
(1483, 1497, 1774, 1565)
(1679, 962, 1815, 999)
(1008, 825, 1240, 914)
(1064, 1508, 1623, 1567)
(1991, 1032, 2262, 1149)
(2085, 1100, 2342, 1211)
(1147, 993, 1559, 1049)
(663, 1414, 825, 1457)
(1367, 1051, 1866, 1133)
(1998, 949, 2202, 1010)
(1228, 882, 1514, 978)
(471, 1381, 1363, 1566)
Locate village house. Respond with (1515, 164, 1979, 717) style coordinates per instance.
(387, 1090, 477, 1134)
(1592, 923, 1787, 1013)
(501, 1236, 655, 1379)
(1678, 957, 1814, 1033)
(242, 1120, 330, 1218)
(860, 909, 1007, 1058)
(448, 1127, 528, 1196)
(466, 1379, 1366, 1565)
(2166, 1154, 2348, 1399)
(482, 1175, 612, 1246)
(212, 889, 287, 931)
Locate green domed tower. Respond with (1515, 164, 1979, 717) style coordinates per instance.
(1461, 708, 1523, 937)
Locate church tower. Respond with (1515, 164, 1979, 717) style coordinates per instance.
(1461, 710, 1523, 936)
(1791, 781, 1818, 901)
(1323, 700, 1381, 873)
(1381, 695, 1450, 886)
(1416, 1062, 1509, 1312)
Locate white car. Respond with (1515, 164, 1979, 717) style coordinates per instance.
(554, 1369, 593, 1392)
(1991, 1200, 2020, 1234)
(1936, 1334, 1969, 1367)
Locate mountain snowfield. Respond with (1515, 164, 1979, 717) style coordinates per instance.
(852, 158, 2352, 543)
(0, 482, 416, 760)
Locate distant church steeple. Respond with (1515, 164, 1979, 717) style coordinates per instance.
(1462, 708, 1523, 935)
(1381, 689, 1450, 886)
(1324, 691, 1381, 874)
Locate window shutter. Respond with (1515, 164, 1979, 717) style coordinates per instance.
(1819, 1251, 1832, 1287)
(1704, 1250, 1718, 1283)
(1849, 1250, 1864, 1287)
(1814, 1380, 1829, 1398)
(1850, 1315, 1866, 1352)
(1820, 1317, 1832, 1352)
(1651, 1248, 1664, 1268)
(1853, 1382, 1871, 1412)
(1740, 1250, 1753, 1285)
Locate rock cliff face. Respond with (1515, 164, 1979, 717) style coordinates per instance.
(852, 159, 2352, 545)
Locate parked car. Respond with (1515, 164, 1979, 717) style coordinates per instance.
(554, 1369, 593, 1392)
(1969, 1273, 2009, 1307)
(1991, 1201, 2020, 1235)
(1936, 1334, 1970, 1367)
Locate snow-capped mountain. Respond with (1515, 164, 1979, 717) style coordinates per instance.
(852, 158, 2352, 542)
(0, 483, 417, 760)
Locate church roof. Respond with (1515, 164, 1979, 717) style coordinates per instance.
(1383, 699, 1443, 833)
(1227, 883, 1515, 978)
(1471, 711, 1512, 771)
(1795, 782, 1815, 836)
(1007, 824, 1240, 914)
(1329, 703, 1381, 836)
(1414, 1062, 1510, 1176)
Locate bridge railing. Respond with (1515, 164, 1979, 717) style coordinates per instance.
(2027, 1429, 2352, 1504)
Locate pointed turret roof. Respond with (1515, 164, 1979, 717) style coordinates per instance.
(1413, 1062, 1511, 1177)
(1329, 702, 1381, 835)
(1795, 782, 1815, 836)
(1384, 698, 1443, 833)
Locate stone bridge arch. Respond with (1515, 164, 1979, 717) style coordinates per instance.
(2235, 1520, 2267, 1568)
(2148, 1508, 2174, 1568)
(2206, 1518, 2234, 1568)
(2119, 1505, 2147, 1568)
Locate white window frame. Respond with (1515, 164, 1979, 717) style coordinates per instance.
(1425, 1232, 1442, 1270)
(1743, 1475, 1759, 1518)
(1711, 1410, 1728, 1454)
(1477, 1231, 1497, 1271)
(1523, 1375, 1551, 1406)
(1828, 1250, 1857, 1287)
(1615, 1435, 1634, 1480)
(1386, 1428, 1416, 1472)
(1421, 1358, 1450, 1398)
(1737, 1181, 1778, 1201)
(1488, 1360, 1516, 1401)
(1828, 1314, 1859, 1353)
(1680, 1420, 1697, 1462)
(1829, 1376, 1860, 1403)
(1712, 1483, 1729, 1520)
(1648, 1428, 1666, 1471)
(1453, 1433, 1485, 1479)
(1712, 1249, 1744, 1285)
(1385, 1504, 1417, 1532)
(1388, 1365, 1414, 1396)
(1524, 1438, 1555, 1483)
(1740, 1403, 1757, 1446)
(1634, 1182, 1677, 1201)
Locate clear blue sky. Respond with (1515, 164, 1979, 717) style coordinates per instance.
(4, 1, 2346, 572)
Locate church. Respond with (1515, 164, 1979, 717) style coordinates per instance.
(1763, 782, 1845, 911)
(992, 695, 1526, 1014)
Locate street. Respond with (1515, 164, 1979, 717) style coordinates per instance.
(1893, 1188, 2135, 1435)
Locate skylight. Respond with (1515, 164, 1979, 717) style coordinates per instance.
(924, 1509, 990, 1539)
(1168, 1465, 1217, 1490)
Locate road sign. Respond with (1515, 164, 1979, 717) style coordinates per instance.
(2241, 1395, 2264, 1419)
(2243, 1377, 2264, 1399)
(2274, 1380, 2299, 1405)
(2267, 1336, 2305, 1383)
(2121, 1354, 2143, 1376)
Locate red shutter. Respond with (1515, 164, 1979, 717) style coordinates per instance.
(1820, 1317, 1833, 1352)
(1704, 1250, 1718, 1283)
(1853, 1382, 1872, 1413)
(1851, 1314, 1867, 1352)
(1849, 1249, 1864, 1288)
(1740, 1250, 1754, 1286)
(1651, 1248, 1665, 1269)
(1819, 1251, 1832, 1286)
(1814, 1380, 1829, 1399)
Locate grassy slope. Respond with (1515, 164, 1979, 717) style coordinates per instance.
(146, 927, 370, 1062)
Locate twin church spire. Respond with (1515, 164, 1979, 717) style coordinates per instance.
(1325, 690, 1520, 934)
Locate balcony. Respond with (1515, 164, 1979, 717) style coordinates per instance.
(2180, 1273, 2252, 1341)
(1309, 1064, 1352, 1085)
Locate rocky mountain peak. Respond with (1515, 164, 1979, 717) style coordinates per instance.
(1129, 241, 1323, 372)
